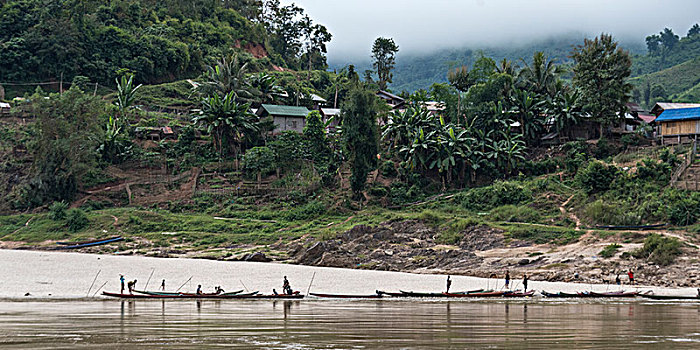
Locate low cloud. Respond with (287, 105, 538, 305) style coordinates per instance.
(285, 0, 700, 61)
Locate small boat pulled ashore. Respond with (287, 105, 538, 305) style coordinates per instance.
(584, 291, 639, 298)
(310, 292, 383, 299)
(541, 291, 581, 298)
(56, 236, 124, 249)
(641, 294, 700, 301)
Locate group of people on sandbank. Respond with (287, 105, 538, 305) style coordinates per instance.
(119, 274, 295, 295)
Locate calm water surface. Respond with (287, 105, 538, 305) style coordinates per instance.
(0, 299, 698, 349)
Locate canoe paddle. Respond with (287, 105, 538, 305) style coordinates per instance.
(306, 272, 316, 295)
(239, 280, 249, 292)
(144, 268, 155, 290)
(92, 281, 109, 297)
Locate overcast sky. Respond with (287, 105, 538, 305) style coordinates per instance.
(281, 0, 700, 61)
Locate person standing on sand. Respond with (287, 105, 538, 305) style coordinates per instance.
(523, 274, 528, 292)
(161, 279, 166, 291)
(505, 271, 511, 290)
(120, 275, 125, 294)
(446, 275, 452, 293)
(627, 270, 634, 284)
(615, 275, 621, 285)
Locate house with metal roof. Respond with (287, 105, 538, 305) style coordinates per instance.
(256, 104, 311, 133)
(376, 90, 405, 109)
(650, 102, 700, 117)
(655, 106, 700, 144)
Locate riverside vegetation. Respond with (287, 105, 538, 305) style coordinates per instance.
(1, 1, 699, 287)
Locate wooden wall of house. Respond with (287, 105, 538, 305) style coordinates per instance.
(273, 116, 305, 133)
(660, 120, 700, 136)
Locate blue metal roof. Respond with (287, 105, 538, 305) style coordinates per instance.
(655, 107, 700, 122)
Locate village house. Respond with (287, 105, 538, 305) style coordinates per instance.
(650, 102, 700, 117)
(256, 104, 310, 133)
(320, 108, 341, 132)
(0, 102, 10, 115)
(655, 106, 700, 145)
(376, 90, 406, 109)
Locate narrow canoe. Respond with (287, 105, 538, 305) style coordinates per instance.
(375, 290, 405, 297)
(220, 290, 245, 296)
(103, 292, 181, 299)
(443, 291, 506, 298)
(58, 237, 124, 249)
(310, 292, 383, 299)
(450, 289, 487, 295)
(57, 236, 122, 245)
(503, 291, 535, 297)
(541, 291, 580, 298)
(134, 290, 182, 296)
(399, 290, 450, 298)
(584, 291, 639, 298)
(641, 294, 700, 300)
(104, 291, 298, 299)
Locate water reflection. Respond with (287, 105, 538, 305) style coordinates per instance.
(1, 300, 699, 348)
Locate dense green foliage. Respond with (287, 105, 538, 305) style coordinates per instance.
(632, 233, 682, 266)
(342, 86, 379, 198)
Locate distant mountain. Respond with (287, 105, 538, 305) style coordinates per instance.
(330, 34, 645, 93)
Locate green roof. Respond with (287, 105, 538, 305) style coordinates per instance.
(260, 104, 310, 117)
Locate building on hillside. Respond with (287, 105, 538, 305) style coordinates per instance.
(320, 108, 341, 132)
(256, 104, 310, 133)
(0, 102, 10, 115)
(650, 102, 700, 117)
(134, 126, 176, 141)
(423, 101, 446, 116)
(655, 107, 700, 144)
(376, 90, 405, 109)
(611, 103, 655, 136)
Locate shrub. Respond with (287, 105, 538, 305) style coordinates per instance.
(368, 186, 388, 197)
(380, 160, 397, 177)
(457, 181, 532, 211)
(66, 208, 89, 232)
(243, 146, 276, 179)
(283, 200, 326, 221)
(593, 137, 616, 159)
(48, 201, 68, 221)
(632, 234, 681, 266)
(584, 200, 640, 226)
(663, 189, 700, 226)
(575, 161, 619, 195)
(620, 134, 641, 148)
(489, 205, 541, 223)
(599, 243, 621, 258)
(523, 159, 560, 176)
(635, 159, 671, 185)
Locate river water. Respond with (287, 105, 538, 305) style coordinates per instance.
(1, 250, 699, 348)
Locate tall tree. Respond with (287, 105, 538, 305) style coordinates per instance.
(342, 86, 379, 199)
(371, 37, 399, 90)
(571, 34, 632, 138)
(688, 23, 700, 37)
(517, 51, 562, 98)
(645, 34, 661, 55)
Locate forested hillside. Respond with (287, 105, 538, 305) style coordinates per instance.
(0, 0, 331, 94)
(332, 34, 645, 93)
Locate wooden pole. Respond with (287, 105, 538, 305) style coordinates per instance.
(144, 268, 155, 290)
(306, 272, 316, 295)
(86, 270, 101, 297)
(239, 280, 249, 293)
(92, 281, 109, 297)
(176, 276, 192, 292)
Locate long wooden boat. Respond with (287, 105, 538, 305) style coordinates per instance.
(442, 291, 507, 298)
(595, 223, 666, 230)
(310, 292, 383, 299)
(56, 236, 122, 245)
(641, 294, 700, 300)
(399, 290, 451, 298)
(450, 289, 487, 295)
(541, 291, 581, 298)
(103, 291, 299, 299)
(375, 290, 405, 297)
(57, 236, 123, 249)
(503, 291, 535, 297)
(583, 291, 639, 298)
(134, 290, 183, 296)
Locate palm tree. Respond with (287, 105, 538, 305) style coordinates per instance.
(197, 54, 253, 100)
(250, 72, 284, 104)
(192, 91, 259, 164)
(517, 51, 563, 98)
(549, 89, 584, 142)
(509, 89, 546, 146)
(115, 74, 142, 124)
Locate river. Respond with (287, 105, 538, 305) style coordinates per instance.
(0, 250, 698, 348)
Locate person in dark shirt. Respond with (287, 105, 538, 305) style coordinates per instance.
(196, 285, 202, 295)
(127, 280, 137, 294)
(161, 279, 166, 291)
(283, 276, 291, 295)
(120, 275, 125, 294)
(446, 275, 452, 293)
(505, 271, 511, 289)
(523, 274, 528, 292)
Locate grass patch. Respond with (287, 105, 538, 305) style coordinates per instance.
(499, 223, 582, 245)
(599, 243, 622, 258)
